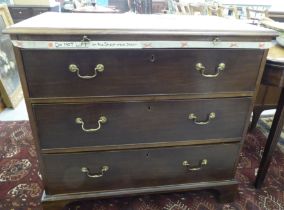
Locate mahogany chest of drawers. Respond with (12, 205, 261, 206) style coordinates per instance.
(6, 13, 276, 209)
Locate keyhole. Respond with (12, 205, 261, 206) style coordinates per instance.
(146, 152, 150, 158)
(148, 106, 151, 111)
(150, 55, 155, 63)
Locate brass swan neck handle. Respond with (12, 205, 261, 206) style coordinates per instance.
(75, 116, 107, 133)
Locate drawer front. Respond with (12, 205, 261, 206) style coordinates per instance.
(34, 98, 251, 149)
(43, 143, 240, 194)
(22, 49, 263, 98)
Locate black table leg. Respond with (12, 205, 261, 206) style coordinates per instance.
(255, 87, 284, 188)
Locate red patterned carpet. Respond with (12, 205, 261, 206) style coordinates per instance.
(0, 121, 284, 210)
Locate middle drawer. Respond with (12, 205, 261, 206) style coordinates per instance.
(34, 98, 251, 149)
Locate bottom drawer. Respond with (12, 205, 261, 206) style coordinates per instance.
(43, 143, 240, 195)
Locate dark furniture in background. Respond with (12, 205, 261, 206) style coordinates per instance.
(250, 85, 281, 131)
(152, 0, 167, 13)
(250, 16, 284, 188)
(126, 0, 153, 13)
(108, 0, 129, 12)
(134, 0, 152, 13)
(71, 5, 119, 13)
(8, 4, 60, 23)
(6, 13, 276, 209)
(253, 45, 284, 188)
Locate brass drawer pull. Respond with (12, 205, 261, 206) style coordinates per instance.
(188, 112, 215, 125)
(81, 166, 109, 178)
(182, 159, 208, 171)
(69, 64, 104, 79)
(195, 63, 225, 78)
(75, 116, 107, 133)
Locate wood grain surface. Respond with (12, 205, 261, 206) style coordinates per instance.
(42, 143, 240, 194)
(22, 49, 263, 98)
(5, 13, 277, 36)
(33, 98, 251, 149)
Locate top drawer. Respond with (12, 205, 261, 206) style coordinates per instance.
(22, 49, 263, 98)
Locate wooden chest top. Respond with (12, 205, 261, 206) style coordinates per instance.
(5, 12, 277, 38)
